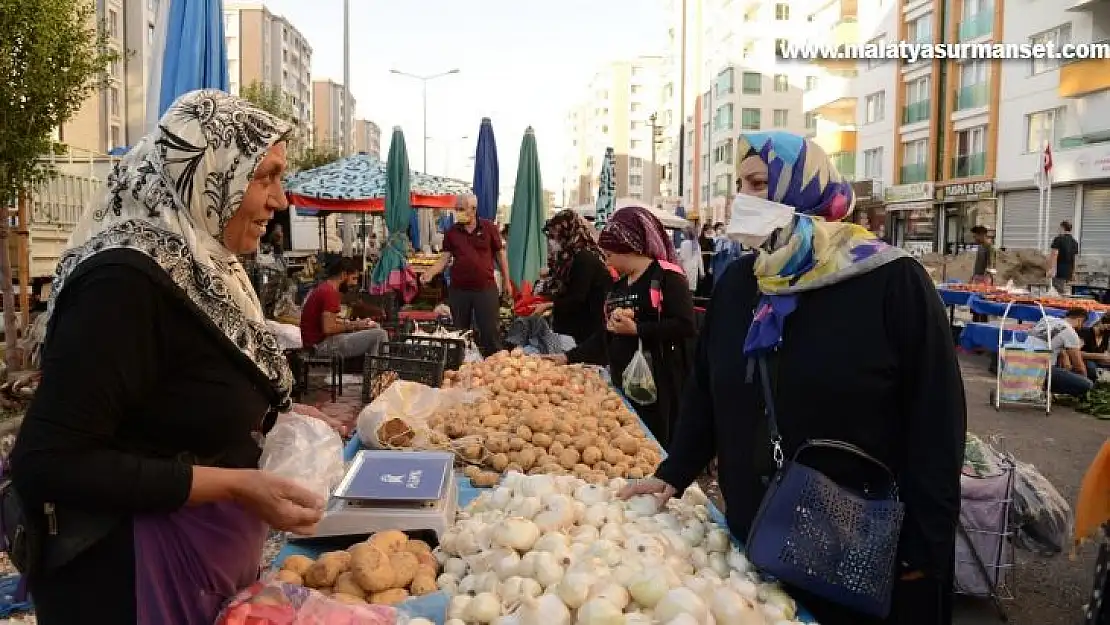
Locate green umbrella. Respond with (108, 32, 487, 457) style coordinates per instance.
(507, 127, 547, 289)
(370, 127, 417, 302)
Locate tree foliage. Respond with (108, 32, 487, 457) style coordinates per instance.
(239, 80, 297, 126)
(0, 0, 120, 205)
(238, 80, 342, 173)
(291, 143, 343, 173)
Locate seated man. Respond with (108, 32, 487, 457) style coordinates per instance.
(1025, 307, 1094, 397)
(300, 257, 387, 359)
(1078, 314, 1110, 383)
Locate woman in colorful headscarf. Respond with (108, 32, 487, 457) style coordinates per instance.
(549, 206, 696, 446)
(532, 209, 613, 345)
(621, 132, 965, 625)
(8, 91, 325, 624)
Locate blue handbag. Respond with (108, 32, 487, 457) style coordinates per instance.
(745, 356, 905, 618)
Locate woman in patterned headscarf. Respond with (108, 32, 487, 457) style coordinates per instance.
(550, 206, 696, 446)
(622, 132, 965, 625)
(8, 90, 325, 624)
(532, 210, 612, 344)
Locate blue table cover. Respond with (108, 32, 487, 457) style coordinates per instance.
(966, 294, 1103, 326)
(959, 322, 1030, 352)
(936, 288, 974, 307)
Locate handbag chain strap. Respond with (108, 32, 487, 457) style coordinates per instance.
(756, 356, 785, 469)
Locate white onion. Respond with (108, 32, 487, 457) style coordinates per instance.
(576, 597, 625, 625)
(655, 587, 709, 622)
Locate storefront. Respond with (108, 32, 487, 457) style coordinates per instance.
(935, 180, 996, 256)
(997, 183, 1077, 251)
(883, 182, 936, 257)
(851, 180, 885, 236)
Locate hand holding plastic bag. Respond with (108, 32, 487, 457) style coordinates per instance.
(260, 412, 346, 503)
(622, 340, 657, 405)
(215, 580, 397, 624)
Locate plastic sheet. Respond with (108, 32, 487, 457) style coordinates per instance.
(357, 381, 484, 451)
(260, 412, 346, 503)
(214, 580, 396, 624)
(1011, 458, 1074, 556)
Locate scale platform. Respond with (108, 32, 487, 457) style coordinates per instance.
(300, 450, 458, 540)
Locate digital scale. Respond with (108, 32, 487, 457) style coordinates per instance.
(296, 449, 458, 540)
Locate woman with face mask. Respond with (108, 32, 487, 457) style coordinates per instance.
(621, 132, 966, 625)
(548, 206, 697, 446)
(532, 210, 613, 345)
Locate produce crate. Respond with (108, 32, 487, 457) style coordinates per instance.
(362, 354, 444, 403)
(398, 334, 466, 371)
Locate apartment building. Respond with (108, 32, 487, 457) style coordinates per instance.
(312, 80, 356, 150)
(352, 119, 382, 158)
(996, 1, 1110, 257)
(224, 3, 313, 128)
(560, 57, 667, 208)
(58, 0, 160, 154)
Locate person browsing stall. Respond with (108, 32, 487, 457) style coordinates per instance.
(621, 132, 966, 625)
(546, 206, 696, 447)
(8, 91, 325, 624)
(970, 225, 994, 284)
(1025, 308, 1098, 396)
(1050, 220, 1081, 294)
(421, 193, 513, 355)
(531, 209, 613, 345)
(1080, 315, 1110, 383)
(300, 256, 387, 359)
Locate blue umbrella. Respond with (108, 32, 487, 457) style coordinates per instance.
(595, 148, 616, 231)
(153, 0, 230, 119)
(473, 118, 499, 222)
(409, 210, 422, 250)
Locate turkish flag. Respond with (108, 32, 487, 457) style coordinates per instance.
(1043, 145, 1054, 175)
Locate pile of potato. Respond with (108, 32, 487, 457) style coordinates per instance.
(433, 350, 662, 485)
(275, 530, 438, 607)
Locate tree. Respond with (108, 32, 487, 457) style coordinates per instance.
(239, 80, 297, 125)
(0, 0, 119, 369)
(291, 143, 343, 173)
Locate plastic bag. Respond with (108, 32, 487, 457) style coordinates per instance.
(259, 412, 346, 502)
(357, 380, 484, 450)
(214, 580, 396, 624)
(622, 340, 657, 405)
(1011, 459, 1074, 556)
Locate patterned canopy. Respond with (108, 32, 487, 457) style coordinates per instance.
(286, 153, 472, 213)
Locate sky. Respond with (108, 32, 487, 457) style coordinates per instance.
(261, 0, 669, 200)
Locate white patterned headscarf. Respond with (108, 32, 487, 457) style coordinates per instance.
(45, 89, 294, 408)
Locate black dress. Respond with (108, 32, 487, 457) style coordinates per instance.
(654, 254, 966, 625)
(567, 261, 696, 447)
(10, 249, 278, 623)
(550, 250, 612, 346)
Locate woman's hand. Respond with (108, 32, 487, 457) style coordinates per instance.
(617, 476, 677, 507)
(607, 309, 638, 335)
(532, 301, 554, 315)
(541, 353, 568, 365)
(234, 470, 325, 535)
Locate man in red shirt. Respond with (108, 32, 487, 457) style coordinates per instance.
(300, 257, 387, 358)
(421, 194, 512, 355)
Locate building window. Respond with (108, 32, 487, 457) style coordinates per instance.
(773, 109, 789, 127)
(631, 140, 642, 150)
(1030, 24, 1071, 75)
(107, 9, 119, 38)
(630, 156, 644, 169)
(715, 174, 731, 196)
(775, 3, 790, 20)
(804, 112, 817, 132)
(741, 108, 762, 130)
(903, 76, 931, 124)
(742, 72, 762, 95)
(702, 123, 710, 143)
(1025, 107, 1065, 152)
(865, 37, 885, 70)
(716, 68, 735, 96)
(805, 75, 818, 92)
(863, 148, 883, 179)
(954, 125, 988, 177)
(909, 13, 932, 43)
(110, 86, 120, 116)
(631, 103, 642, 112)
(148, 22, 155, 43)
(903, 139, 927, 165)
(702, 155, 710, 171)
(110, 125, 122, 149)
(630, 174, 644, 187)
(715, 103, 734, 130)
(865, 91, 885, 123)
(773, 74, 789, 92)
(631, 85, 642, 95)
(774, 38, 788, 56)
(632, 66, 642, 76)
(601, 125, 609, 134)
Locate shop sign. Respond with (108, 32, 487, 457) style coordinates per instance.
(851, 179, 881, 203)
(884, 182, 934, 204)
(936, 180, 995, 203)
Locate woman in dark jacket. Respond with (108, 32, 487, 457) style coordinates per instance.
(622, 132, 965, 625)
(549, 206, 696, 447)
(533, 209, 612, 345)
(8, 91, 323, 624)
(696, 223, 716, 298)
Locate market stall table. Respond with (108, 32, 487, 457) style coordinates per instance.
(967, 294, 1104, 326)
(959, 322, 1032, 353)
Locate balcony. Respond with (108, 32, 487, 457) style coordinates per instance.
(952, 152, 987, 178)
(902, 100, 930, 124)
(955, 83, 989, 110)
(803, 75, 857, 125)
(817, 129, 858, 155)
(1059, 51, 1110, 98)
(958, 10, 993, 41)
(830, 151, 857, 178)
(901, 163, 928, 183)
(815, 18, 860, 72)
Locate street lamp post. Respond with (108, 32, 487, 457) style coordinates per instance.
(389, 68, 461, 173)
(428, 135, 470, 178)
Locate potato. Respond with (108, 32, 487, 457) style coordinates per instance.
(463, 465, 482, 478)
(517, 447, 537, 470)
(281, 554, 314, 576)
(603, 447, 625, 465)
(628, 467, 645, 479)
(389, 551, 420, 588)
(333, 572, 366, 599)
(581, 446, 603, 465)
(488, 452, 510, 471)
(531, 432, 553, 449)
(462, 444, 483, 461)
(368, 530, 409, 553)
(304, 557, 345, 588)
(410, 573, 437, 595)
(331, 593, 366, 605)
(548, 441, 565, 456)
(274, 569, 303, 585)
(471, 471, 500, 487)
(404, 539, 433, 556)
(370, 588, 410, 605)
(352, 559, 395, 592)
(515, 425, 533, 441)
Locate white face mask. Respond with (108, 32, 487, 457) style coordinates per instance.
(548, 240, 561, 253)
(725, 194, 796, 249)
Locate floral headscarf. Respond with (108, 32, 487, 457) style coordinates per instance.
(45, 89, 295, 408)
(738, 131, 908, 357)
(597, 206, 678, 264)
(543, 209, 603, 297)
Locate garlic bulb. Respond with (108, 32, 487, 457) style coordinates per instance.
(577, 597, 625, 625)
(589, 581, 631, 610)
(516, 593, 572, 625)
(556, 572, 592, 608)
(628, 569, 670, 608)
(497, 518, 541, 551)
(465, 592, 502, 623)
(501, 576, 543, 606)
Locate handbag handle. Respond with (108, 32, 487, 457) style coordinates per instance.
(794, 439, 901, 499)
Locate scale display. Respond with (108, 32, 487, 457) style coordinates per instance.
(334, 450, 452, 502)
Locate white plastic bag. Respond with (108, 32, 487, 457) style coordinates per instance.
(259, 412, 345, 502)
(622, 340, 657, 405)
(357, 380, 484, 450)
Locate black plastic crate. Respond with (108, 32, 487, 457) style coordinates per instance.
(397, 335, 466, 371)
(362, 354, 444, 403)
(379, 341, 448, 366)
